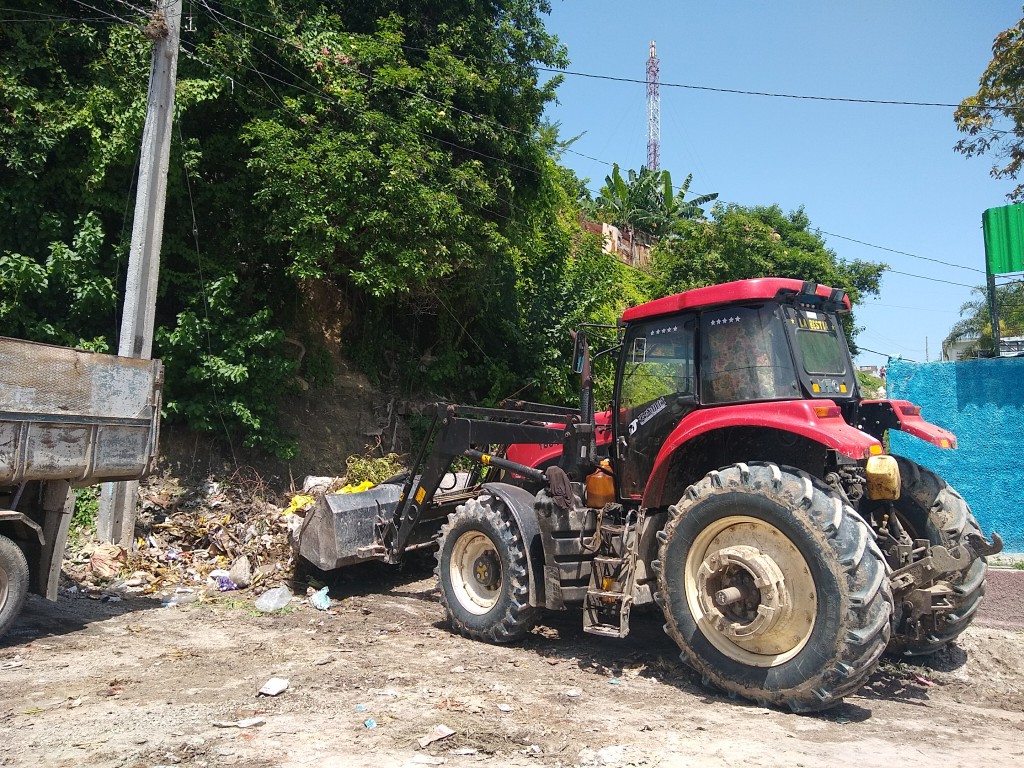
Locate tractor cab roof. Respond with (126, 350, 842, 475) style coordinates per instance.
(621, 278, 852, 324)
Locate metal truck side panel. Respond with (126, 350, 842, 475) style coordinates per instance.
(0, 337, 162, 485)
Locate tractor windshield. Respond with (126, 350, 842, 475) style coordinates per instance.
(700, 305, 800, 404)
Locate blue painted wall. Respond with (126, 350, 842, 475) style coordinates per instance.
(886, 357, 1024, 552)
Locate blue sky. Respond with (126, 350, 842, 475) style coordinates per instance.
(542, 2, 1021, 370)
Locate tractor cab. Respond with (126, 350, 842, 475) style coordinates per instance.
(612, 278, 859, 499)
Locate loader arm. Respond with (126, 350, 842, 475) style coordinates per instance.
(382, 403, 568, 562)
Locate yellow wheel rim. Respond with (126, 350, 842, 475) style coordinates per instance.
(449, 530, 501, 615)
(684, 515, 817, 667)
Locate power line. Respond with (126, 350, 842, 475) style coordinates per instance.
(882, 268, 975, 288)
(534, 66, 983, 110)
(856, 345, 916, 362)
(861, 301, 959, 315)
(817, 230, 984, 274)
(284, 31, 987, 113)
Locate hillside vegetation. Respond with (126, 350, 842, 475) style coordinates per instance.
(1, 1, 883, 460)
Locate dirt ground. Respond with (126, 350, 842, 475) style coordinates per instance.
(3, 561, 1024, 768)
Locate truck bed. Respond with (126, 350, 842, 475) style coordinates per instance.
(0, 337, 162, 486)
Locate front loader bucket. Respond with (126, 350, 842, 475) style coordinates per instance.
(294, 484, 402, 570)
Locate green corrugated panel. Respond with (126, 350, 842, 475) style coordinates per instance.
(983, 204, 1024, 275)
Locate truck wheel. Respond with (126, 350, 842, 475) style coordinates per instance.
(886, 455, 988, 655)
(0, 534, 30, 640)
(436, 494, 538, 643)
(657, 462, 892, 712)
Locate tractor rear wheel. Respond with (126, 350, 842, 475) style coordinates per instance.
(436, 494, 538, 643)
(0, 534, 29, 640)
(657, 462, 892, 712)
(886, 456, 989, 655)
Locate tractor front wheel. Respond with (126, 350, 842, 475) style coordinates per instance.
(436, 495, 538, 643)
(657, 463, 892, 712)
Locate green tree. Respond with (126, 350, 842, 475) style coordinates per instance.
(955, 10, 1024, 201)
(651, 204, 886, 351)
(1, 1, 583, 455)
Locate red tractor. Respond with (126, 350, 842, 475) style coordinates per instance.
(295, 277, 1001, 712)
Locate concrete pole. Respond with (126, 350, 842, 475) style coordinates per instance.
(97, 0, 180, 546)
(988, 272, 1001, 358)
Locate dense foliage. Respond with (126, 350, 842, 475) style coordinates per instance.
(1, 1, 883, 457)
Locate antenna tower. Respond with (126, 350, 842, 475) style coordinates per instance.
(646, 40, 660, 171)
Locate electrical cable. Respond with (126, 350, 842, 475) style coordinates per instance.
(816, 230, 984, 273)
(174, 120, 238, 465)
(534, 66, 994, 111)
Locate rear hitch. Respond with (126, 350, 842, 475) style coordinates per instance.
(967, 531, 1004, 558)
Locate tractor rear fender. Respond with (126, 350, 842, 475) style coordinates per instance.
(480, 482, 546, 608)
(641, 400, 881, 508)
(858, 399, 957, 449)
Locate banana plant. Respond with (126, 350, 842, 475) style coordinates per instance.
(590, 164, 717, 244)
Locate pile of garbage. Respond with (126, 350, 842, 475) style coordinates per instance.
(63, 470, 349, 603)
(63, 453, 407, 605)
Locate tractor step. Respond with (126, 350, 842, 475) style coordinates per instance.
(583, 622, 623, 638)
(582, 512, 644, 639)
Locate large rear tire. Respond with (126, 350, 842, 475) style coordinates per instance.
(886, 455, 988, 655)
(436, 495, 538, 643)
(657, 463, 892, 712)
(0, 533, 30, 640)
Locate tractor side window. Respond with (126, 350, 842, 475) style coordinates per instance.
(619, 319, 695, 424)
(701, 305, 799, 404)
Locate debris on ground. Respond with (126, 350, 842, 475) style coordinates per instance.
(417, 724, 456, 749)
(258, 677, 289, 697)
(308, 586, 331, 610)
(60, 455, 409, 614)
(254, 586, 292, 612)
(212, 717, 266, 729)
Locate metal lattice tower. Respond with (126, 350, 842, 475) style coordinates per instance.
(646, 40, 660, 171)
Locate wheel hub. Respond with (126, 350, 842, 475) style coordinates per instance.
(473, 552, 500, 589)
(683, 515, 817, 666)
(448, 530, 504, 615)
(695, 544, 790, 639)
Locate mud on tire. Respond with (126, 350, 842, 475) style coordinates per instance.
(885, 455, 988, 655)
(436, 494, 538, 643)
(656, 462, 893, 712)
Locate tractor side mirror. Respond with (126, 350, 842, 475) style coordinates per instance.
(572, 330, 589, 375)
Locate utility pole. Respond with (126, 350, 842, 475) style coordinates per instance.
(988, 271, 1001, 356)
(97, 0, 181, 546)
